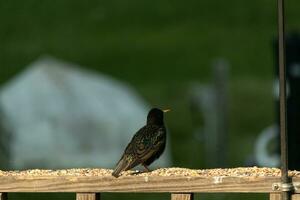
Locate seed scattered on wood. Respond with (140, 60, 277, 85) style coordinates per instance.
(0, 167, 299, 177)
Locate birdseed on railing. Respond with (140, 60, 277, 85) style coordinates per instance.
(0, 167, 299, 177)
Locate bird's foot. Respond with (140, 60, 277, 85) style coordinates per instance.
(131, 165, 151, 176)
(142, 164, 151, 172)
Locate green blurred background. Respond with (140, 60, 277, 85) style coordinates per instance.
(1, 0, 299, 199)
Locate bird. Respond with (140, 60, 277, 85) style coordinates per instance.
(112, 108, 170, 178)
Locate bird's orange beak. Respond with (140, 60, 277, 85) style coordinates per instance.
(163, 109, 171, 113)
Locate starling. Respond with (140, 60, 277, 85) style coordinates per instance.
(112, 108, 170, 178)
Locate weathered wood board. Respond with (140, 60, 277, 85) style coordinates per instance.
(0, 168, 298, 193)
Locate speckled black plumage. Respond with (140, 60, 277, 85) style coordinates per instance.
(112, 108, 167, 178)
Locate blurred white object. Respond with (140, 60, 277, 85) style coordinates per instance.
(0, 56, 171, 169)
(255, 125, 280, 167)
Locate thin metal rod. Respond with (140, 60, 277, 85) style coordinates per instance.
(277, 0, 290, 199)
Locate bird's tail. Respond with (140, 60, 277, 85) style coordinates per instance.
(112, 156, 131, 178)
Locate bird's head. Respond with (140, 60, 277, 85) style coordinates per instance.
(147, 108, 170, 125)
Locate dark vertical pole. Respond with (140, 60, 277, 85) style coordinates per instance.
(277, 0, 290, 199)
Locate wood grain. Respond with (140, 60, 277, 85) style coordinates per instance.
(171, 193, 193, 200)
(292, 194, 300, 200)
(270, 193, 281, 200)
(76, 193, 100, 200)
(0, 175, 298, 193)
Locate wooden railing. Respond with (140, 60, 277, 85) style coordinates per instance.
(0, 168, 299, 200)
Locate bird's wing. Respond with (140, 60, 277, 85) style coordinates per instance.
(144, 127, 166, 166)
(130, 125, 165, 162)
(113, 141, 140, 175)
(112, 125, 166, 176)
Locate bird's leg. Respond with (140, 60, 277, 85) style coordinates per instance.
(142, 163, 151, 172)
